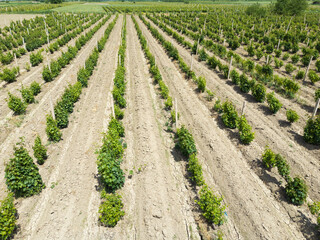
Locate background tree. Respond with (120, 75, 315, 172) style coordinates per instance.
(274, 0, 308, 15)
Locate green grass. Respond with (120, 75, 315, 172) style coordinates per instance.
(53, 3, 108, 13)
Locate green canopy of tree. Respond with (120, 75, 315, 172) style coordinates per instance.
(274, 0, 308, 15)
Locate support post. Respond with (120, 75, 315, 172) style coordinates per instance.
(241, 101, 246, 116)
(312, 98, 320, 119)
(303, 56, 313, 83)
(227, 56, 233, 80)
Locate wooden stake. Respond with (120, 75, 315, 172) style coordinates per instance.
(14, 53, 18, 67)
(277, 39, 281, 50)
(50, 97, 55, 120)
(312, 98, 320, 119)
(111, 95, 115, 118)
(303, 56, 313, 83)
(227, 56, 233, 80)
(266, 55, 269, 64)
(241, 101, 246, 116)
(175, 98, 178, 129)
(286, 16, 293, 34)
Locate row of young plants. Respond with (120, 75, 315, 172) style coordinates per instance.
(161, 13, 320, 86)
(0, 12, 94, 53)
(0, 2, 73, 14)
(46, 16, 118, 143)
(0, 15, 119, 240)
(1, 134, 48, 239)
(41, 15, 111, 83)
(162, 10, 320, 72)
(145, 14, 320, 145)
(97, 17, 127, 228)
(132, 15, 227, 233)
(0, 14, 99, 67)
(139, 15, 255, 145)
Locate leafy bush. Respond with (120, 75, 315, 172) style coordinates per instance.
(165, 96, 173, 110)
(30, 81, 41, 96)
(30, 51, 43, 67)
(77, 67, 89, 87)
(7, 93, 27, 115)
(240, 74, 253, 93)
(295, 70, 305, 80)
(0, 193, 17, 240)
(315, 89, 320, 101)
(46, 114, 62, 142)
(282, 53, 290, 61)
(308, 202, 320, 226)
(252, 83, 266, 102)
(286, 109, 299, 123)
(206, 90, 214, 101)
(99, 191, 125, 227)
(114, 104, 124, 120)
(198, 48, 208, 61)
(32, 135, 47, 165)
(112, 87, 126, 108)
(316, 60, 320, 72)
(197, 76, 206, 92)
(230, 69, 240, 85)
(42, 65, 52, 82)
(54, 102, 69, 129)
(214, 99, 223, 113)
(275, 154, 290, 181)
(237, 115, 255, 144)
(0, 67, 19, 83)
(308, 70, 320, 84)
(5, 140, 45, 197)
(285, 177, 307, 206)
(20, 86, 35, 104)
(274, 58, 284, 69)
(196, 185, 226, 226)
(108, 118, 125, 138)
(175, 125, 197, 157)
(262, 146, 276, 169)
(266, 92, 282, 113)
(304, 116, 320, 145)
(188, 154, 204, 186)
(285, 63, 296, 74)
(222, 101, 238, 129)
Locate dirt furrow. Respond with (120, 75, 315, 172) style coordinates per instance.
(0, 15, 115, 200)
(145, 17, 320, 205)
(13, 15, 123, 240)
(109, 15, 200, 240)
(136, 15, 307, 240)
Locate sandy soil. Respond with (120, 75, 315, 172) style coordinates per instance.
(0, 14, 43, 28)
(11, 16, 123, 240)
(136, 15, 317, 240)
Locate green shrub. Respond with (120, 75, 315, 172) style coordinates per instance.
(0, 67, 19, 83)
(175, 125, 197, 157)
(5, 140, 45, 197)
(262, 146, 276, 169)
(237, 115, 255, 144)
(197, 76, 206, 93)
(20, 86, 34, 104)
(114, 104, 124, 120)
(304, 116, 320, 145)
(275, 154, 290, 181)
(0, 193, 17, 240)
(282, 53, 290, 61)
(30, 51, 43, 67)
(230, 69, 240, 85)
(198, 48, 208, 61)
(252, 83, 266, 102)
(308, 70, 319, 84)
(286, 109, 299, 123)
(261, 64, 273, 77)
(239, 74, 253, 93)
(222, 101, 238, 129)
(315, 89, 320, 101)
(112, 87, 126, 108)
(77, 67, 89, 87)
(46, 114, 62, 142)
(291, 54, 300, 64)
(295, 70, 305, 80)
(285, 63, 296, 74)
(32, 135, 47, 165)
(99, 191, 125, 227)
(54, 102, 69, 129)
(214, 99, 223, 113)
(30, 81, 41, 96)
(108, 118, 125, 138)
(206, 90, 214, 101)
(285, 177, 307, 206)
(165, 96, 173, 110)
(7, 93, 27, 115)
(308, 202, 320, 226)
(159, 80, 169, 99)
(266, 92, 282, 113)
(188, 154, 204, 186)
(42, 65, 52, 82)
(316, 60, 320, 72)
(274, 58, 284, 69)
(196, 185, 226, 226)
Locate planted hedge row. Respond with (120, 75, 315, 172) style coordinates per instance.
(140, 15, 255, 145)
(98, 16, 126, 228)
(46, 16, 118, 142)
(133, 15, 226, 228)
(41, 15, 111, 83)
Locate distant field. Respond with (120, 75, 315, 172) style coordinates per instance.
(53, 3, 108, 13)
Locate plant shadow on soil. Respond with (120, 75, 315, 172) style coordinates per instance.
(278, 119, 291, 128)
(288, 130, 320, 151)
